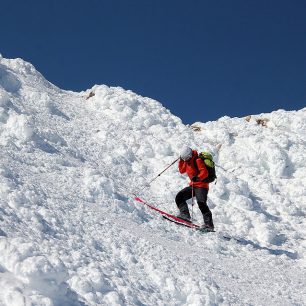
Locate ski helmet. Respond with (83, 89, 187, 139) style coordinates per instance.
(180, 146, 193, 161)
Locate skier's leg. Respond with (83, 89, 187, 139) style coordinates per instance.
(194, 188, 214, 228)
(175, 187, 192, 220)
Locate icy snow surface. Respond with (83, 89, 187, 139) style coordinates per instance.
(0, 56, 305, 305)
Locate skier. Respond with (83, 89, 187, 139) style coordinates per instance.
(176, 146, 214, 229)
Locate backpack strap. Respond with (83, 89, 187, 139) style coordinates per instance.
(194, 157, 207, 179)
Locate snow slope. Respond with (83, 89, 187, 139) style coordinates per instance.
(0, 55, 305, 305)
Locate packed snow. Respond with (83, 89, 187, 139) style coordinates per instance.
(0, 55, 305, 305)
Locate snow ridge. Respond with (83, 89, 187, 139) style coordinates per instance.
(0, 57, 305, 305)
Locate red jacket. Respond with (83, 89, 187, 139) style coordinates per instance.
(179, 150, 209, 189)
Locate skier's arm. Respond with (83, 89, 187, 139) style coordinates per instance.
(179, 159, 186, 174)
(196, 158, 208, 180)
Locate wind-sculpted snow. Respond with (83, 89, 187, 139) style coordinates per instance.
(0, 56, 305, 305)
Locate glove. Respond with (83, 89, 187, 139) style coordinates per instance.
(191, 176, 198, 182)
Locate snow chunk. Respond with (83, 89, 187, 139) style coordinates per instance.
(83, 169, 115, 202)
(0, 88, 10, 107)
(0, 238, 69, 304)
(0, 65, 21, 92)
(0, 113, 34, 145)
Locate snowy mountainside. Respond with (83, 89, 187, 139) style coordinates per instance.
(0, 56, 305, 305)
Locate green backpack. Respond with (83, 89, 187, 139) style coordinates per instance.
(198, 152, 217, 183)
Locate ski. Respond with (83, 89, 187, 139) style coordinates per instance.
(162, 215, 215, 233)
(134, 196, 214, 232)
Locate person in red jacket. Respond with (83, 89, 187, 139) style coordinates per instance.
(176, 146, 214, 229)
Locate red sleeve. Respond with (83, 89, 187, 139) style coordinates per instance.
(196, 158, 208, 180)
(179, 159, 186, 174)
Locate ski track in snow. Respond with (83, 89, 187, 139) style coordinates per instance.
(0, 56, 306, 305)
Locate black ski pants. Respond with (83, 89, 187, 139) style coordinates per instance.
(175, 186, 213, 225)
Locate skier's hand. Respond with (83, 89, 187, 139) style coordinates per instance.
(191, 176, 198, 182)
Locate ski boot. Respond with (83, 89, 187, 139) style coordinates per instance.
(199, 224, 215, 232)
(176, 212, 191, 222)
(201, 211, 214, 231)
(176, 202, 191, 222)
